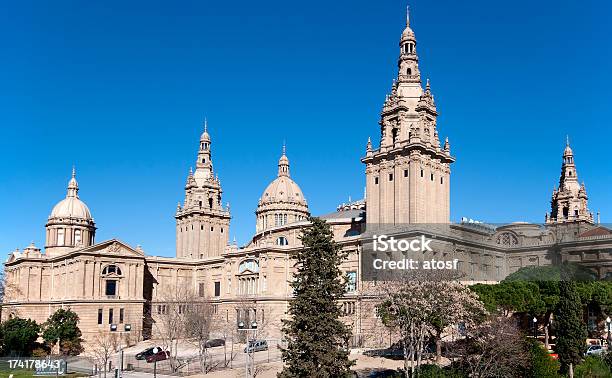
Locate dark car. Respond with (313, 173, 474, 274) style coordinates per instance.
(146, 350, 170, 363)
(135, 346, 162, 361)
(205, 338, 226, 348)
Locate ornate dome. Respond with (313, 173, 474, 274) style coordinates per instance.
(49, 168, 93, 221)
(258, 150, 307, 207)
(255, 147, 309, 233)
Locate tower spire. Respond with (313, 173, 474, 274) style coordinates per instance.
(406, 5, 410, 27)
(204, 117, 208, 133)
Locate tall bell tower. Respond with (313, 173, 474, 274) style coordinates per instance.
(545, 138, 593, 224)
(362, 8, 454, 225)
(176, 120, 231, 259)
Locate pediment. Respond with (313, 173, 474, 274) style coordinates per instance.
(81, 239, 145, 257)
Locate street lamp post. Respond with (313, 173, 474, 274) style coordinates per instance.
(238, 320, 258, 378)
(606, 317, 611, 347)
(532, 317, 538, 339)
(110, 323, 131, 378)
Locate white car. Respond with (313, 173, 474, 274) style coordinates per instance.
(585, 345, 605, 356)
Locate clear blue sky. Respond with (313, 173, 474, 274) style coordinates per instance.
(1, 0, 610, 257)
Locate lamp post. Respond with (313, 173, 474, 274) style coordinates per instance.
(606, 317, 611, 347)
(110, 323, 131, 378)
(532, 317, 538, 339)
(238, 320, 258, 378)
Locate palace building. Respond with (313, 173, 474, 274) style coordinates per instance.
(3, 8, 611, 347)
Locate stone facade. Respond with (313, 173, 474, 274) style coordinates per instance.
(3, 8, 612, 350)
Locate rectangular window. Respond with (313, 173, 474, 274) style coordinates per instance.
(440, 177, 444, 184)
(57, 229, 65, 246)
(388, 173, 393, 181)
(97, 309, 103, 325)
(430, 173, 434, 181)
(404, 169, 408, 177)
(346, 271, 357, 292)
(214, 281, 221, 297)
(108, 309, 114, 325)
(420, 169, 424, 177)
(105, 280, 117, 296)
(119, 308, 124, 324)
(74, 230, 82, 244)
(374, 177, 379, 185)
(198, 282, 205, 297)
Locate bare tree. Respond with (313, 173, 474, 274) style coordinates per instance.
(153, 283, 193, 372)
(214, 315, 239, 368)
(455, 316, 530, 378)
(183, 293, 215, 373)
(0, 268, 24, 318)
(372, 272, 486, 377)
(89, 332, 118, 378)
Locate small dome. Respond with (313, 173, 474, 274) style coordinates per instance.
(200, 130, 210, 142)
(260, 175, 307, 207)
(49, 168, 93, 221)
(401, 26, 415, 42)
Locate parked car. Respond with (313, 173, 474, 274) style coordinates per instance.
(205, 338, 225, 348)
(244, 340, 268, 353)
(135, 346, 162, 360)
(146, 350, 170, 363)
(585, 345, 605, 356)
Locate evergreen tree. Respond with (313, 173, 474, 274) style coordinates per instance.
(42, 308, 84, 355)
(0, 317, 40, 356)
(278, 217, 354, 378)
(555, 281, 587, 375)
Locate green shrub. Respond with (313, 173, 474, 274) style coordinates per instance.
(574, 356, 611, 378)
(525, 339, 560, 377)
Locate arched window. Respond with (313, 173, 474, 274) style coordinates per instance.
(277, 236, 289, 246)
(208, 198, 213, 208)
(406, 67, 412, 76)
(102, 265, 123, 276)
(391, 128, 398, 145)
(239, 259, 259, 274)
